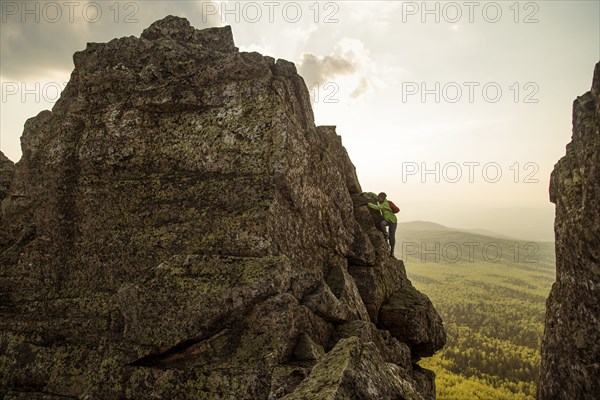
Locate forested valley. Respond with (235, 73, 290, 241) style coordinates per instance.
(398, 222, 555, 399)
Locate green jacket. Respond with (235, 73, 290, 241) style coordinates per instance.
(367, 193, 398, 224)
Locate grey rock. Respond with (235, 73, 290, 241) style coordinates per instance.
(0, 16, 445, 399)
(0, 151, 15, 252)
(293, 333, 325, 361)
(0, 151, 13, 201)
(379, 283, 447, 360)
(538, 61, 600, 399)
(282, 337, 426, 400)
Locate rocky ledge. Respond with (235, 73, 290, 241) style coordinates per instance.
(0, 16, 445, 399)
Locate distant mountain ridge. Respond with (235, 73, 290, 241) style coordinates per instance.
(398, 220, 549, 243)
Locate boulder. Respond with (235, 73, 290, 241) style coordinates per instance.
(282, 337, 425, 400)
(379, 283, 447, 359)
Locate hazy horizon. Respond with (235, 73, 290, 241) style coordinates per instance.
(1, 1, 598, 243)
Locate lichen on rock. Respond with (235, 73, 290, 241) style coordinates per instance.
(0, 16, 445, 399)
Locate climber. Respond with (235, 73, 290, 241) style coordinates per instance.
(367, 192, 398, 258)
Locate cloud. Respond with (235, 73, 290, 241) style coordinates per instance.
(351, 77, 368, 98)
(297, 53, 356, 86)
(298, 37, 377, 100)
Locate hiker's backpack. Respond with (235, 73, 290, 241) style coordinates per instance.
(388, 200, 400, 214)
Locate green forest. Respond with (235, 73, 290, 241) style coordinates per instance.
(397, 222, 555, 400)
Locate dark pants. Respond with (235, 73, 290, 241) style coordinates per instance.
(380, 220, 397, 254)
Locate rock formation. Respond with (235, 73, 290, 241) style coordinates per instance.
(538, 62, 600, 399)
(0, 152, 15, 253)
(0, 152, 13, 200)
(0, 16, 445, 399)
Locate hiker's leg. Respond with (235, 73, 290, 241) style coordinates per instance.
(379, 220, 389, 241)
(388, 223, 397, 255)
(379, 220, 388, 232)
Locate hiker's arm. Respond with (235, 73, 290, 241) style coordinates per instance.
(368, 203, 383, 210)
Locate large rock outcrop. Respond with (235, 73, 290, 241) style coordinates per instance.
(0, 151, 15, 253)
(0, 16, 445, 399)
(0, 152, 13, 201)
(538, 62, 600, 399)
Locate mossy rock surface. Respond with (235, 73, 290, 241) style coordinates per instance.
(0, 16, 445, 400)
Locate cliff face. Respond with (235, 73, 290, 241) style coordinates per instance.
(0, 152, 14, 253)
(0, 16, 445, 399)
(538, 62, 600, 399)
(0, 152, 13, 200)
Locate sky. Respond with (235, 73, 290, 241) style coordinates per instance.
(1, 0, 599, 242)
